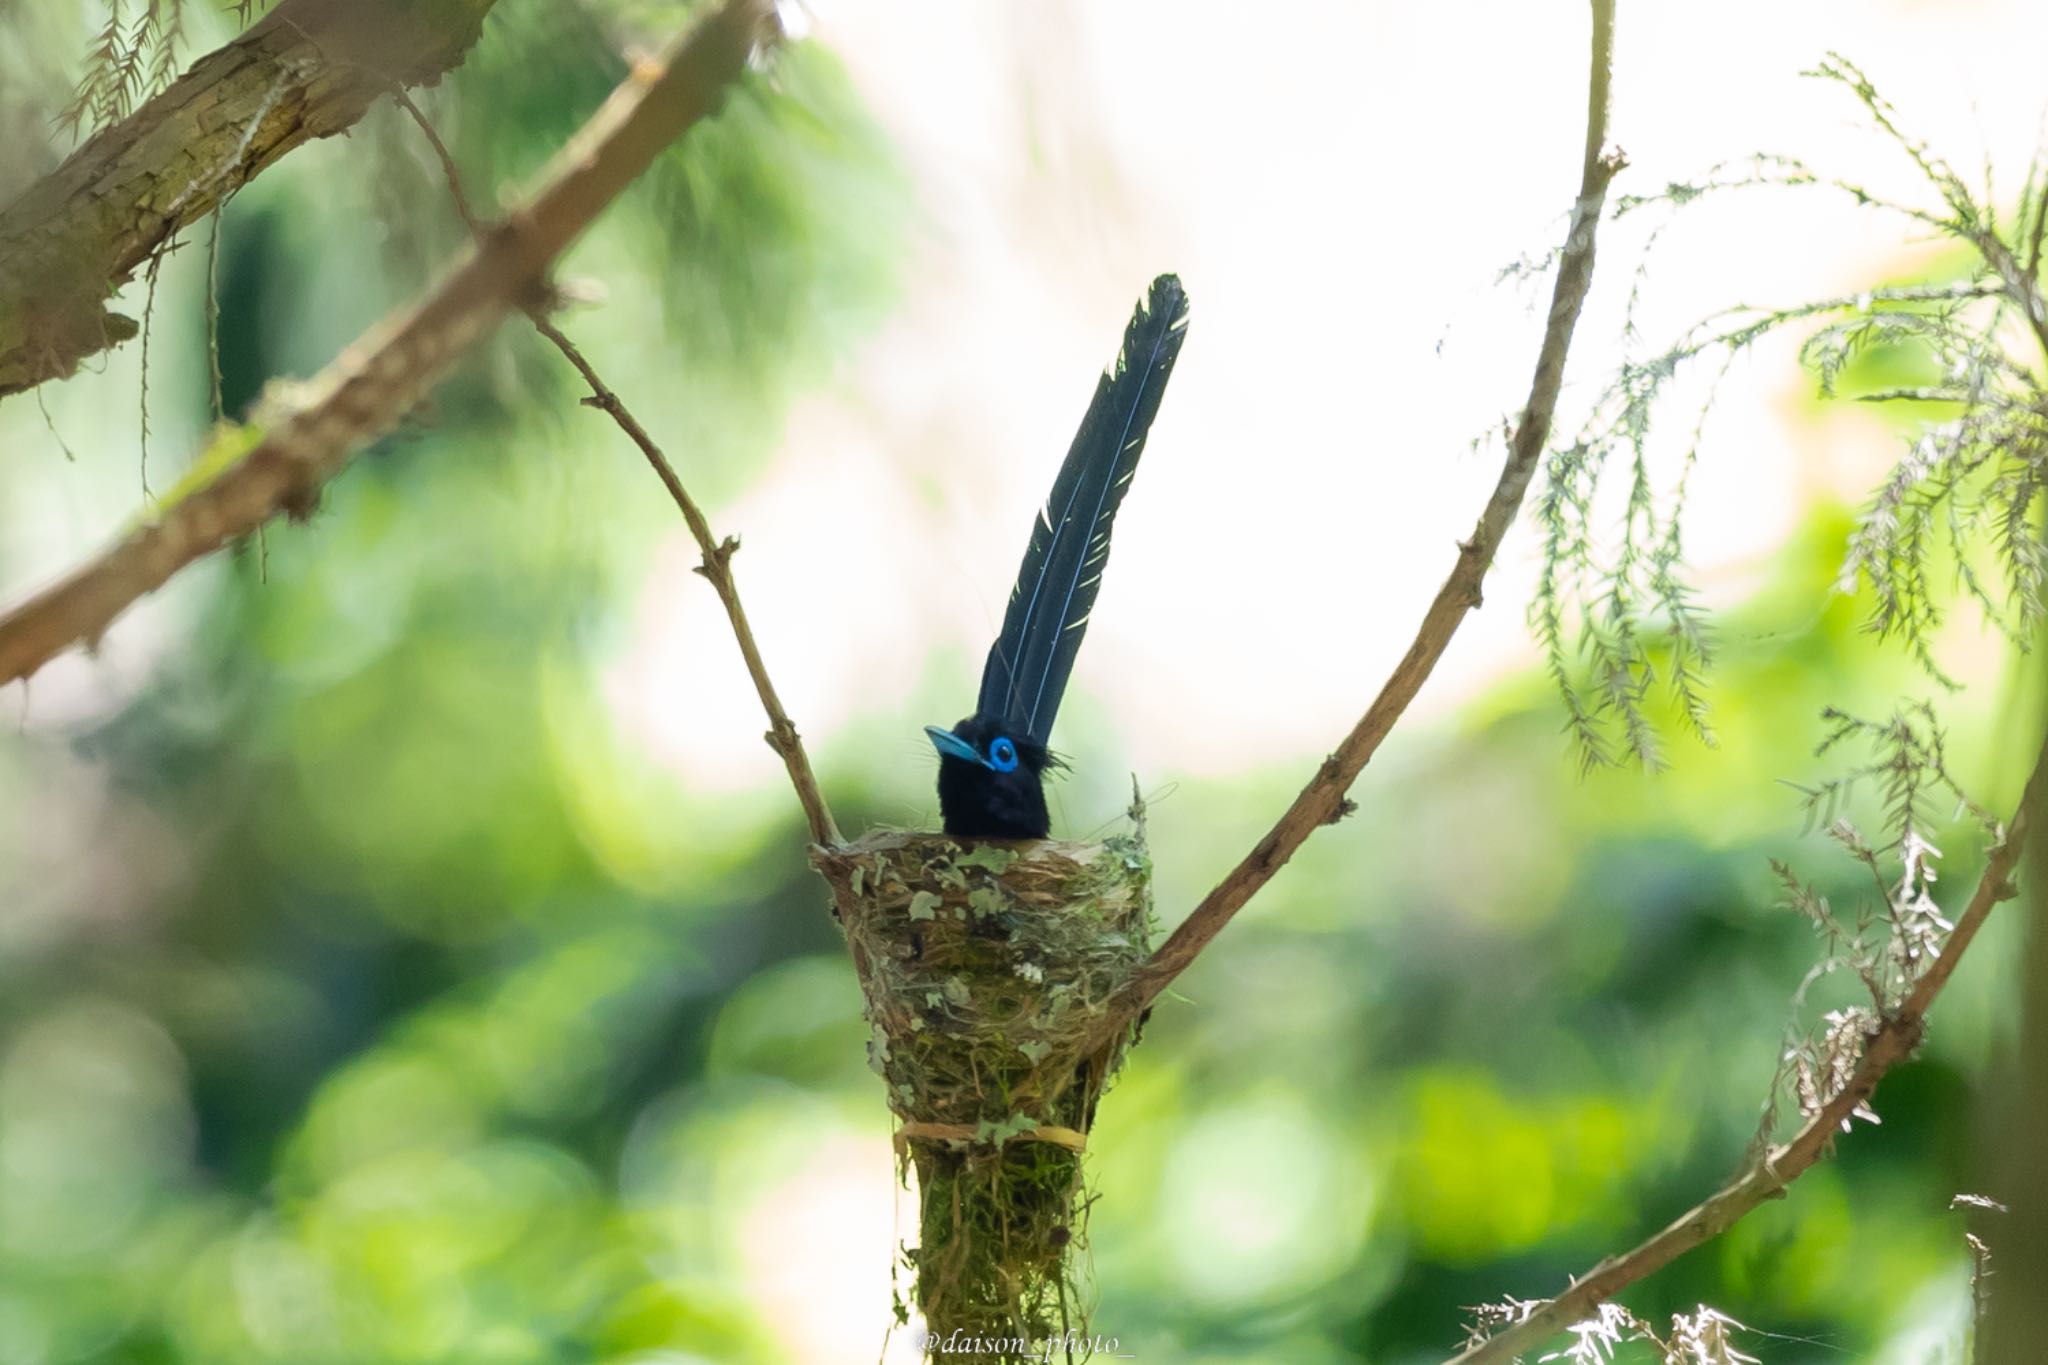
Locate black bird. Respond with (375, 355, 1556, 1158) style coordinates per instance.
(926, 274, 1190, 839)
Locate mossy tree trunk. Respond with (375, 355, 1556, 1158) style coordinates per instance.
(0, 0, 501, 398)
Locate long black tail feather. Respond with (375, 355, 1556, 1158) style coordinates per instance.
(976, 274, 1190, 745)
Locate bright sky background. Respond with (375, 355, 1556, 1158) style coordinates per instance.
(608, 0, 2048, 830)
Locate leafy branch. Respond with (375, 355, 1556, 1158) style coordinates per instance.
(1455, 52, 2048, 1359)
(1535, 52, 2048, 765)
(1450, 723, 2048, 1365)
(1463, 1301, 1759, 1365)
(58, 2, 302, 138)
(55, 0, 241, 137)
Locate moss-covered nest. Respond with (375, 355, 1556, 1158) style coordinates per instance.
(812, 822, 1153, 1362)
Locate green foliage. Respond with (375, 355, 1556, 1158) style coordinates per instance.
(0, 15, 2035, 1365)
(0, 481, 2009, 1362)
(444, 5, 905, 455)
(1536, 54, 2048, 766)
(56, 0, 271, 137)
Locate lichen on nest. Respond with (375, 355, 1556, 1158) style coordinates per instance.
(812, 822, 1153, 1360)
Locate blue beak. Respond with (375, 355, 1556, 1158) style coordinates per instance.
(925, 725, 988, 767)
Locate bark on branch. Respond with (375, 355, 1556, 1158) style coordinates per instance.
(1074, 0, 1621, 1058)
(0, 0, 505, 401)
(1448, 725, 2048, 1365)
(530, 315, 842, 848)
(0, 0, 778, 686)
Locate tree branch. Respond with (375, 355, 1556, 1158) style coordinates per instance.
(1448, 723, 2048, 1365)
(530, 314, 842, 848)
(0, 0, 504, 401)
(1075, 0, 1621, 1057)
(383, 85, 841, 848)
(0, 0, 779, 687)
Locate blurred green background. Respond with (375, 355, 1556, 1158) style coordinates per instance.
(0, 2, 2039, 1363)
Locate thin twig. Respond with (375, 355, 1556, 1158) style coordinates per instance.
(138, 250, 164, 498)
(0, 0, 779, 686)
(1447, 724, 2047, 1364)
(1073, 0, 1622, 1059)
(385, 85, 488, 239)
(387, 82, 839, 847)
(530, 315, 841, 846)
(205, 207, 227, 424)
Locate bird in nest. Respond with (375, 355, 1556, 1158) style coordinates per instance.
(927, 274, 1190, 840)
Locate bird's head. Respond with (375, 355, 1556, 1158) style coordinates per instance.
(925, 714, 1057, 840)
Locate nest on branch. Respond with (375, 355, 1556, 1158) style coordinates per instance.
(812, 820, 1153, 1360)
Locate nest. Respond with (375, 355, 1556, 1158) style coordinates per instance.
(813, 822, 1153, 1361)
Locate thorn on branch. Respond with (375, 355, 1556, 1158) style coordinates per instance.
(1455, 539, 1490, 607)
(692, 532, 741, 577)
(1324, 797, 1358, 826)
(763, 719, 800, 757)
(691, 534, 742, 578)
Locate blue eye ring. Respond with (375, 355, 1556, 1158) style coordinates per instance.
(988, 737, 1019, 772)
